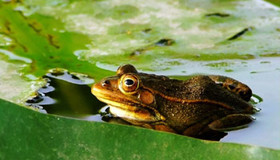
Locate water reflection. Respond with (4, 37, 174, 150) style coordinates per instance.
(26, 69, 106, 119)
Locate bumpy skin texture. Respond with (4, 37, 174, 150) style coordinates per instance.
(92, 64, 255, 140)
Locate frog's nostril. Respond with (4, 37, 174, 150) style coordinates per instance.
(102, 80, 110, 87)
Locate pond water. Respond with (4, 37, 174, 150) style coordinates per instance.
(26, 70, 105, 120)
(26, 57, 280, 149)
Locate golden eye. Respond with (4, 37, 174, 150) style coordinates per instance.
(119, 74, 139, 94)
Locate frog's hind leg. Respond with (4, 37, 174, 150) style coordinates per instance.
(183, 118, 227, 141)
(208, 75, 252, 101)
(208, 114, 254, 132)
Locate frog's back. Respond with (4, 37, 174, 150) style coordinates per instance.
(141, 74, 254, 113)
(182, 76, 254, 113)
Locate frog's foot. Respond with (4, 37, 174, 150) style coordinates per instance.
(208, 75, 252, 101)
(208, 114, 254, 131)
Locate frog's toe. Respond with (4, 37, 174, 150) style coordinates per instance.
(208, 114, 254, 131)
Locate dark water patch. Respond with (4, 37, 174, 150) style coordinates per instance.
(130, 48, 145, 56)
(154, 38, 175, 46)
(205, 13, 230, 17)
(227, 27, 253, 40)
(130, 38, 175, 56)
(26, 69, 106, 120)
(142, 28, 152, 33)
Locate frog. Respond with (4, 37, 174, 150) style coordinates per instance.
(92, 64, 256, 140)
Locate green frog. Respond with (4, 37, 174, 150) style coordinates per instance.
(92, 64, 255, 140)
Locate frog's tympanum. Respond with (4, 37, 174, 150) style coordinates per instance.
(92, 64, 255, 140)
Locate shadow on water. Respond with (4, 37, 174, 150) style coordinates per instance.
(26, 69, 106, 120)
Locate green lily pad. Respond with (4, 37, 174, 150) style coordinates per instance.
(0, 98, 279, 159)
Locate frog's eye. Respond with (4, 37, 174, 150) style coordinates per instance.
(119, 74, 139, 94)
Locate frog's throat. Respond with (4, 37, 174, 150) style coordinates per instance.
(96, 96, 163, 122)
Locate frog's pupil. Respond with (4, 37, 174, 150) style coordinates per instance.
(125, 79, 134, 86)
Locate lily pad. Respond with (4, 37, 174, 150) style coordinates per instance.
(0, 98, 279, 159)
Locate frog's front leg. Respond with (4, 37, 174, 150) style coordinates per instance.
(208, 75, 252, 101)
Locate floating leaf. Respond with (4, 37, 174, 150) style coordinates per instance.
(0, 99, 279, 159)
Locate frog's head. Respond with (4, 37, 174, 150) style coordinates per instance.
(92, 64, 164, 122)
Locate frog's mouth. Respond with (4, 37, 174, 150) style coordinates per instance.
(92, 85, 161, 122)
